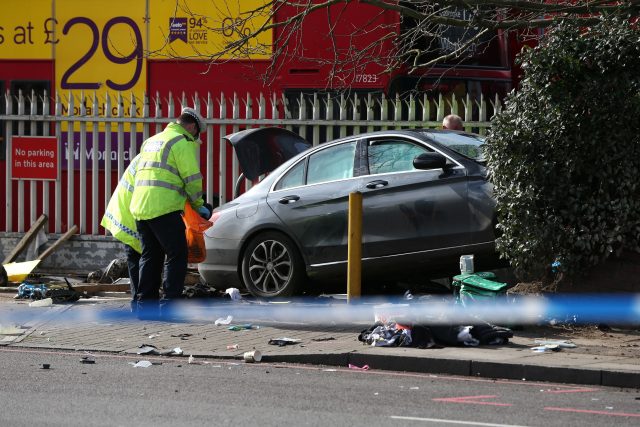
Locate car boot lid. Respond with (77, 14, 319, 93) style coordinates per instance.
(224, 127, 311, 180)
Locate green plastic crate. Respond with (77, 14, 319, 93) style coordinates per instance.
(452, 271, 497, 287)
(454, 275, 510, 293)
(451, 272, 510, 305)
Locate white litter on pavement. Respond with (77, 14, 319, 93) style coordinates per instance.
(225, 288, 242, 301)
(214, 315, 233, 326)
(0, 325, 26, 335)
(534, 339, 577, 348)
(29, 298, 53, 307)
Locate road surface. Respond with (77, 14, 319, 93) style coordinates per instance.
(1, 347, 638, 426)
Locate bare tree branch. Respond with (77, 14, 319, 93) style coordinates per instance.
(167, 0, 640, 90)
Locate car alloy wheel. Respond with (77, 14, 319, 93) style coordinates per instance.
(241, 231, 304, 298)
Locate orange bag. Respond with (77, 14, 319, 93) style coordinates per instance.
(182, 203, 213, 263)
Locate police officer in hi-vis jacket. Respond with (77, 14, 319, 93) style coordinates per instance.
(130, 107, 210, 314)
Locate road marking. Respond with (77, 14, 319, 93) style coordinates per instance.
(432, 395, 512, 406)
(390, 415, 530, 426)
(316, 367, 596, 391)
(542, 387, 598, 394)
(545, 407, 640, 417)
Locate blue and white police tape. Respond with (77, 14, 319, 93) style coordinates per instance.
(1, 294, 639, 326)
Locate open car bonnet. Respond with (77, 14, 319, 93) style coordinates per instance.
(224, 127, 311, 180)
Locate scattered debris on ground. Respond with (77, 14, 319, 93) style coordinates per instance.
(183, 281, 220, 298)
(228, 324, 258, 331)
(80, 356, 96, 364)
(348, 364, 369, 371)
(16, 281, 81, 302)
(28, 298, 53, 307)
(87, 258, 128, 284)
(214, 315, 233, 326)
(243, 350, 261, 363)
(133, 344, 183, 356)
(268, 337, 301, 346)
(358, 320, 513, 348)
(225, 288, 242, 301)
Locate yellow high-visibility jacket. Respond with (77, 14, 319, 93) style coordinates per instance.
(130, 123, 204, 220)
(100, 154, 142, 253)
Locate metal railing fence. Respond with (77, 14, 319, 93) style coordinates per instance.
(1, 89, 499, 235)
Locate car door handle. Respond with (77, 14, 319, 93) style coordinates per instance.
(365, 179, 388, 189)
(278, 195, 300, 204)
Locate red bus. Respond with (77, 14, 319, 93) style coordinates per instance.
(0, 1, 521, 234)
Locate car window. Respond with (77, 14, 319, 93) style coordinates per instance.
(367, 139, 432, 174)
(306, 141, 357, 185)
(428, 132, 485, 162)
(274, 160, 306, 191)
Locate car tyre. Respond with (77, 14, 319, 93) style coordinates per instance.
(241, 231, 305, 298)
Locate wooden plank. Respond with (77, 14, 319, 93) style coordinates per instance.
(3, 214, 48, 264)
(71, 283, 130, 293)
(37, 224, 78, 262)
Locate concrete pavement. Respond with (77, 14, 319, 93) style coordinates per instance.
(1, 295, 639, 389)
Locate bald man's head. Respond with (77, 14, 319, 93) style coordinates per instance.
(443, 114, 463, 131)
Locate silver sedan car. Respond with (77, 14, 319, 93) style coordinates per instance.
(198, 127, 500, 298)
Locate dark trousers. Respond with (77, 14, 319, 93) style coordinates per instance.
(136, 211, 187, 302)
(125, 244, 141, 300)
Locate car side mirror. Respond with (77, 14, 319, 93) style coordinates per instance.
(413, 152, 448, 170)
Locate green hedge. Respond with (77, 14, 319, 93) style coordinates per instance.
(485, 16, 640, 280)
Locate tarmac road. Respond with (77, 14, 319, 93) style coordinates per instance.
(1, 347, 639, 427)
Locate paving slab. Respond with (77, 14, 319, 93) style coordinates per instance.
(1, 295, 639, 389)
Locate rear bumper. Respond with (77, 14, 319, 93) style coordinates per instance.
(198, 237, 243, 288)
(198, 263, 242, 288)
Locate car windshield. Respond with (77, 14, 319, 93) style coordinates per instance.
(428, 132, 485, 162)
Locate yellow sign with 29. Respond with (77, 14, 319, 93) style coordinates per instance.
(0, 0, 147, 117)
(56, 1, 147, 97)
(0, 0, 271, 117)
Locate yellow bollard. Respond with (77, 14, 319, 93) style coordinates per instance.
(347, 191, 363, 303)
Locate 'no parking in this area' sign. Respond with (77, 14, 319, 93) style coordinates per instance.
(11, 136, 59, 181)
